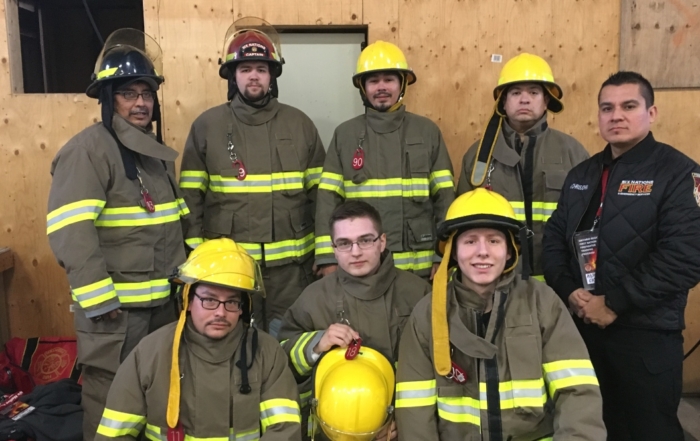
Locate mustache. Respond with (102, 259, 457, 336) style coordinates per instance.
(206, 319, 232, 326)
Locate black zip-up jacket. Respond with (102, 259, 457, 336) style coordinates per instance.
(543, 132, 700, 331)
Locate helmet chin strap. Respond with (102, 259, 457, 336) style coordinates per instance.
(360, 72, 407, 112)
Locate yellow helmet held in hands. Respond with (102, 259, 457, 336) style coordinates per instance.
(312, 347, 395, 441)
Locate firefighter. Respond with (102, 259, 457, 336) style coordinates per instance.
(179, 17, 325, 337)
(395, 189, 606, 440)
(314, 41, 455, 281)
(46, 29, 187, 441)
(95, 238, 302, 441)
(278, 201, 430, 440)
(457, 53, 589, 279)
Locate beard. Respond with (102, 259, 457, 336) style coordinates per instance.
(242, 83, 267, 102)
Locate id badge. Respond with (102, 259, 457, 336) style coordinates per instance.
(573, 229, 599, 291)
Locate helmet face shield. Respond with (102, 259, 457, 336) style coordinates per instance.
(87, 28, 163, 98)
(219, 17, 283, 79)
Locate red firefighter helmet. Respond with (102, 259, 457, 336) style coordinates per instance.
(219, 17, 283, 79)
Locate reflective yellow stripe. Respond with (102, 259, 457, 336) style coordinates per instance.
(436, 396, 480, 425)
(97, 67, 118, 79)
(260, 398, 301, 432)
(145, 424, 260, 441)
(319, 172, 345, 197)
(543, 359, 598, 397)
(209, 172, 305, 193)
(71, 277, 117, 308)
(97, 408, 145, 438)
(299, 390, 312, 408)
(95, 201, 183, 227)
(532, 275, 545, 282)
(177, 198, 190, 216)
(314, 235, 333, 256)
(238, 243, 263, 261)
(509, 201, 558, 222)
(180, 170, 209, 192)
(47, 199, 106, 234)
(429, 170, 454, 195)
(395, 380, 437, 408)
(345, 178, 430, 198)
(479, 379, 547, 409)
(304, 166, 323, 189)
(114, 279, 171, 304)
(72, 279, 172, 307)
(263, 233, 314, 262)
(186, 237, 204, 248)
(394, 251, 434, 272)
(290, 331, 318, 376)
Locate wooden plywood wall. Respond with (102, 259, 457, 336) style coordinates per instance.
(1, 0, 699, 391)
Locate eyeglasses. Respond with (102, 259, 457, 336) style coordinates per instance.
(332, 236, 381, 252)
(115, 90, 155, 102)
(193, 293, 242, 312)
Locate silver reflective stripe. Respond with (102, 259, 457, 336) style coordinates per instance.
(472, 162, 487, 184)
(479, 386, 546, 402)
(396, 388, 437, 400)
(320, 176, 343, 187)
(260, 405, 300, 420)
(97, 206, 180, 222)
(394, 253, 434, 267)
(72, 283, 116, 302)
(436, 400, 480, 417)
(430, 175, 453, 186)
(117, 284, 169, 297)
(234, 430, 260, 441)
(145, 425, 166, 441)
(47, 205, 101, 228)
(99, 417, 144, 431)
(272, 176, 303, 186)
(211, 179, 272, 188)
(180, 176, 207, 184)
(345, 184, 403, 193)
(545, 367, 597, 382)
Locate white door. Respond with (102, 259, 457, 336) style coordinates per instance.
(276, 32, 366, 150)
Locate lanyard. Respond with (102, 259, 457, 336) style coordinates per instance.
(592, 167, 610, 230)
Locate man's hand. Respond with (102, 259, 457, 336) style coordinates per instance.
(316, 264, 338, 278)
(568, 288, 593, 318)
(429, 263, 440, 281)
(581, 295, 617, 328)
(90, 308, 122, 323)
(374, 420, 397, 441)
(313, 323, 359, 354)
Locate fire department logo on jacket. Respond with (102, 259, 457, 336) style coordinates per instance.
(693, 172, 700, 207)
(618, 180, 653, 196)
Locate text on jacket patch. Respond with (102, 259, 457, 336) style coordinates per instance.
(570, 183, 589, 190)
(618, 180, 654, 196)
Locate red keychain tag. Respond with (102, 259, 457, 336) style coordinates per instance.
(449, 361, 468, 384)
(141, 192, 156, 213)
(345, 337, 363, 360)
(352, 148, 364, 170)
(232, 159, 247, 181)
(167, 422, 184, 441)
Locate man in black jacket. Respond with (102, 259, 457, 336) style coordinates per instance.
(542, 71, 700, 441)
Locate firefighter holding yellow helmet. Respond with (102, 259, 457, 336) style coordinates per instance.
(395, 189, 606, 439)
(314, 41, 455, 281)
(95, 239, 302, 441)
(457, 53, 589, 279)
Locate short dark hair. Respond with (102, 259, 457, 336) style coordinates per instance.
(598, 71, 654, 108)
(328, 201, 383, 239)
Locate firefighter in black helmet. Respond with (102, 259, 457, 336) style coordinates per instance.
(47, 28, 187, 441)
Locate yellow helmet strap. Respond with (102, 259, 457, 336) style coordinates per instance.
(432, 235, 453, 376)
(166, 283, 190, 428)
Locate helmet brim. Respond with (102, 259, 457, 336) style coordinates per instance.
(352, 69, 417, 88)
(493, 81, 564, 114)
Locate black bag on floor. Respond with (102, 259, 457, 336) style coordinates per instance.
(0, 379, 82, 441)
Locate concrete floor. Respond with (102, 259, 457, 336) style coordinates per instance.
(680, 397, 700, 441)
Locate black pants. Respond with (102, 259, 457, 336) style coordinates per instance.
(575, 319, 684, 441)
